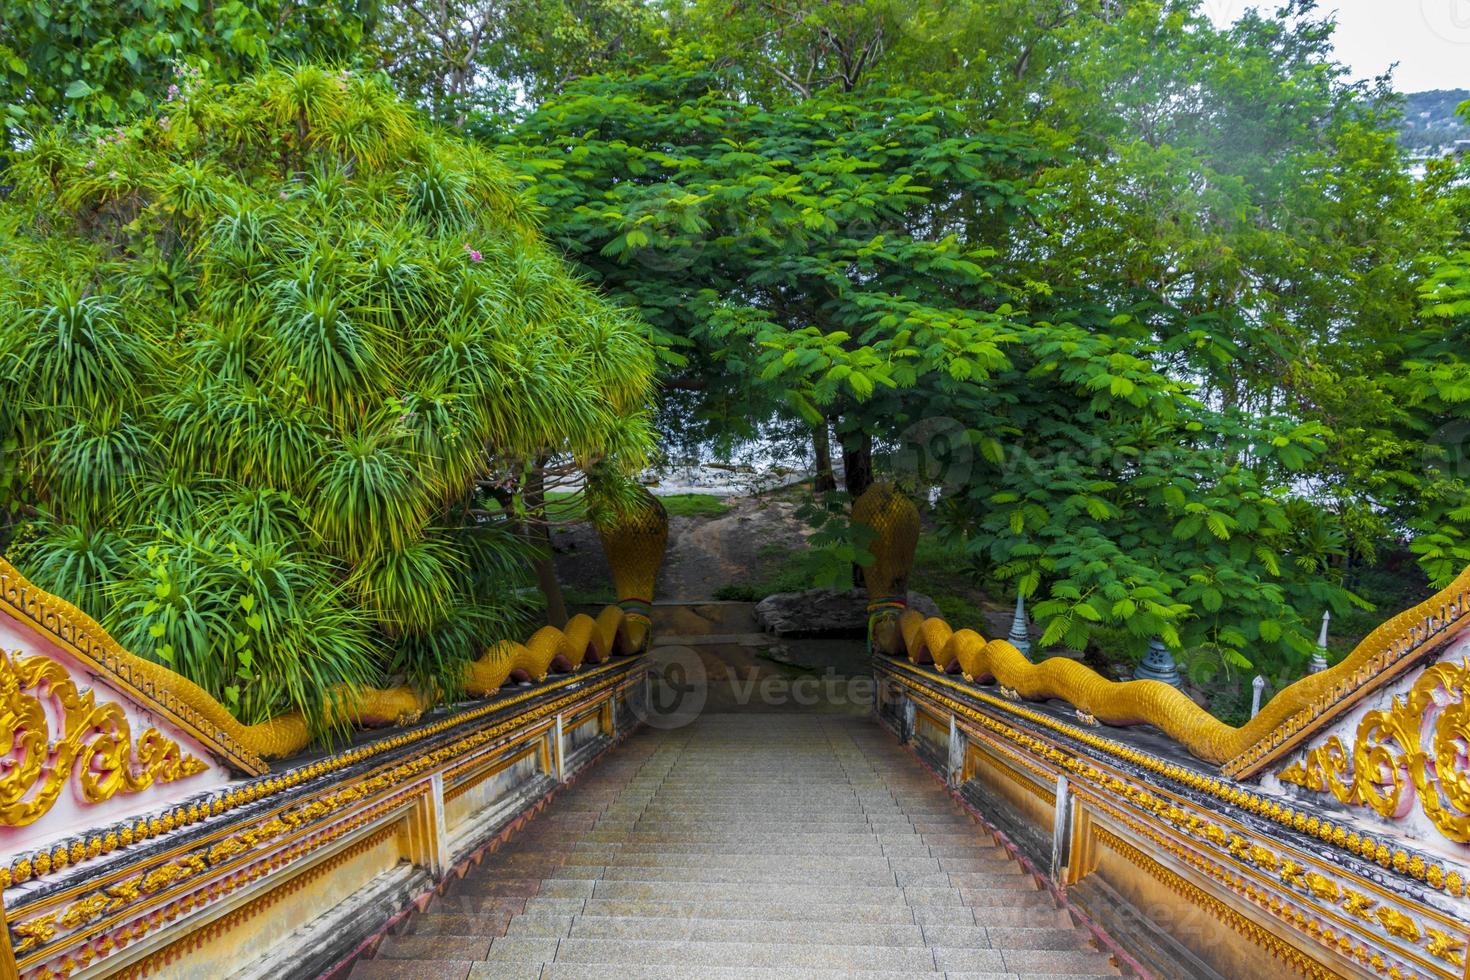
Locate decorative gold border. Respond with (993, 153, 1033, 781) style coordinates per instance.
(1074, 775, 1457, 978)
(8, 673, 631, 968)
(878, 662, 1467, 899)
(1, 660, 641, 890)
(105, 823, 401, 980)
(1091, 827, 1344, 980)
(892, 665, 1469, 977)
(0, 556, 266, 775)
(1225, 576, 1470, 779)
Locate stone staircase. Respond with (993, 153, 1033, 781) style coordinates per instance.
(346, 714, 1122, 979)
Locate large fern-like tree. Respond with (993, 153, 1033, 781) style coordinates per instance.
(0, 65, 655, 731)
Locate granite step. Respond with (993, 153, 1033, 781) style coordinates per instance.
(349, 713, 1120, 980)
(535, 968, 1118, 980)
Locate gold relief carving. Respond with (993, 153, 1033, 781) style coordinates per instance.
(1303, 873, 1341, 903)
(17, 781, 425, 964)
(4, 665, 631, 888)
(1425, 930, 1465, 968)
(0, 557, 267, 776)
(1086, 780, 1458, 978)
(1248, 844, 1281, 873)
(880, 662, 1464, 898)
(1086, 787, 1444, 979)
(103, 823, 400, 980)
(1279, 661, 1470, 843)
(19, 682, 604, 946)
(1374, 907, 1422, 946)
(1343, 892, 1377, 921)
(908, 664, 1462, 975)
(950, 689, 1469, 977)
(12, 913, 59, 955)
(1090, 827, 1342, 980)
(0, 648, 208, 826)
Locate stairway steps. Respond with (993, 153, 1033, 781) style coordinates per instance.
(350, 714, 1119, 980)
(549, 937, 942, 970)
(534, 968, 1118, 980)
(373, 935, 492, 959)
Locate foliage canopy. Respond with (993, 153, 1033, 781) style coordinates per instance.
(0, 65, 655, 730)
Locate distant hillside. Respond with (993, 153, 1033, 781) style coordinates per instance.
(1398, 89, 1470, 155)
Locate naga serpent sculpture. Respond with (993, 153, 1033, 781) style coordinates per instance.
(0, 493, 669, 765)
(853, 482, 1470, 768)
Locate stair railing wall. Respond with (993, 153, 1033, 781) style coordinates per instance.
(0, 493, 669, 979)
(856, 482, 1470, 980)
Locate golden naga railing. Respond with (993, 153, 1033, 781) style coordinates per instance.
(853, 483, 1470, 775)
(0, 494, 669, 769)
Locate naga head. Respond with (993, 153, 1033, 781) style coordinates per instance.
(595, 488, 669, 653)
(852, 482, 920, 655)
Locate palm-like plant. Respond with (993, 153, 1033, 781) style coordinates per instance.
(0, 65, 656, 735)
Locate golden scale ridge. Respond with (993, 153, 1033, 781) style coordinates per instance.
(854, 482, 1470, 771)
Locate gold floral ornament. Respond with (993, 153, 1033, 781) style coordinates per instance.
(0, 648, 207, 826)
(1279, 659, 1470, 843)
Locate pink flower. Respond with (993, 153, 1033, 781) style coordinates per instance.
(83, 159, 95, 170)
(166, 84, 180, 101)
(158, 116, 170, 130)
(463, 244, 483, 262)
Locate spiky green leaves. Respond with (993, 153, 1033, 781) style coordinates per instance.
(0, 65, 656, 731)
(312, 435, 431, 561)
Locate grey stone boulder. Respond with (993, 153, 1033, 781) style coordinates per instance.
(753, 588, 942, 638)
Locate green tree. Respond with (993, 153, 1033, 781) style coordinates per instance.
(499, 34, 1407, 681)
(501, 59, 1053, 500)
(368, 0, 664, 124)
(0, 0, 375, 146)
(0, 64, 655, 730)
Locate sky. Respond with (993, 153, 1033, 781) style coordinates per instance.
(1205, 1, 1470, 92)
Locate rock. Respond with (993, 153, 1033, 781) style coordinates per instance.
(753, 588, 942, 638)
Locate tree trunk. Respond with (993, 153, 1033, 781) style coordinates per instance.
(841, 430, 874, 499)
(813, 423, 837, 493)
(524, 462, 569, 628)
(840, 430, 875, 588)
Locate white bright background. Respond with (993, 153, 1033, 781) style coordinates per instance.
(1204, 0, 1470, 91)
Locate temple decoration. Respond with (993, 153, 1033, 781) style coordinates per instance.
(1134, 637, 1182, 688)
(0, 492, 670, 780)
(851, 483, 1470, 774)
(0, 649, 208, 827)
(1309, 610, 1331, 674)
(1007, 590, 1032, 660)
(0, 557, 268, 776)
(594, 489, 669, 654)
(852, 482, 921, 652)
(1278, 659, 1470, 843)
